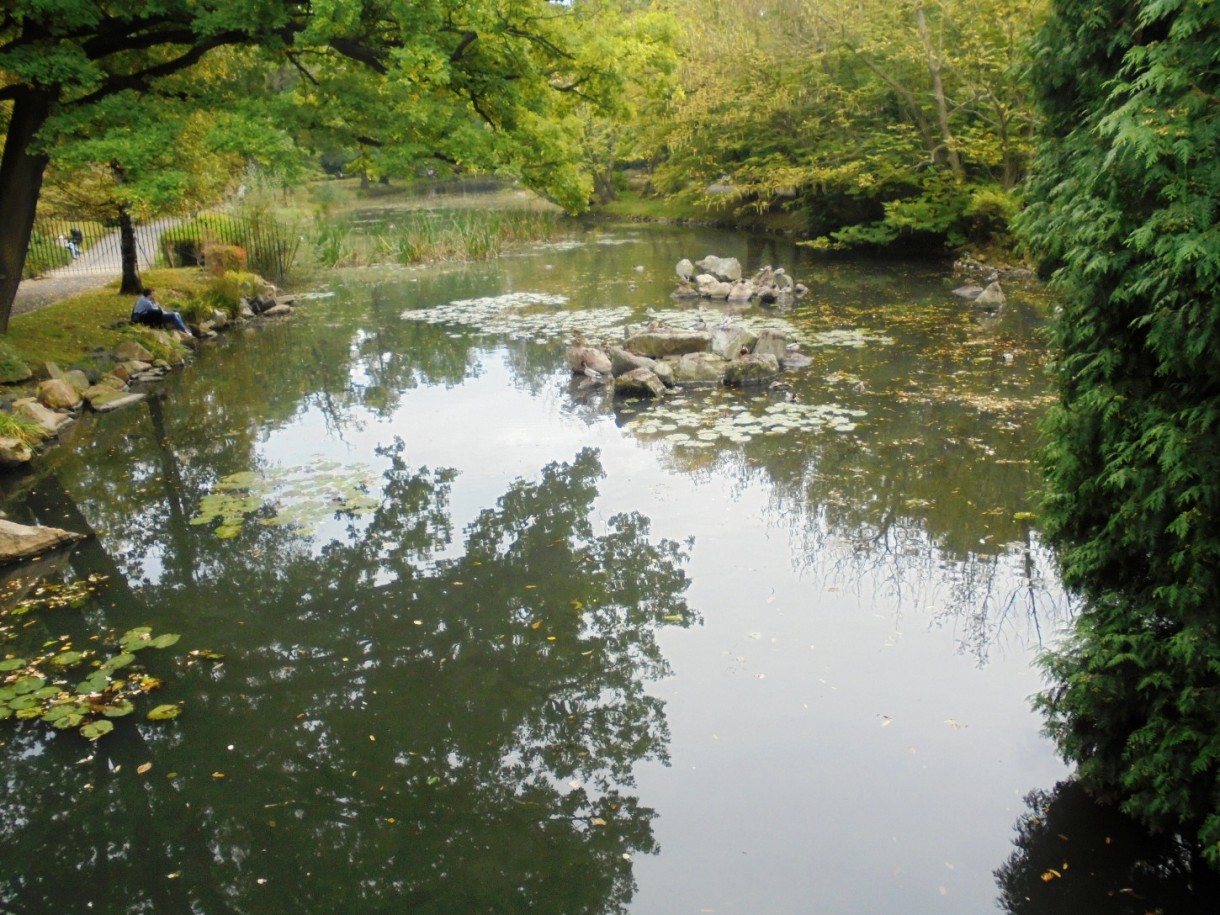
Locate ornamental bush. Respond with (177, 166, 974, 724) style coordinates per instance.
(1018, 0, 1220, 866)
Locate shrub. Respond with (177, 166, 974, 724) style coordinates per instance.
(202, 270, 263, 316)
(160, 214, 242, 267)
(202, 243, 248, 276)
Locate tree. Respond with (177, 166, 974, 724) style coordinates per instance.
(0, 1, 632, 332)
(1017, 0, 1220, 866)
(637, 0, 1041, 246)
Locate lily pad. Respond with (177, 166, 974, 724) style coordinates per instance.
(81, 720, 114, 741)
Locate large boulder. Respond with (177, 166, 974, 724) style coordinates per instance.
(614, 368, 666, 398)
(0, 519, 85, 564)
(64, 370, 91, 394)
(711, 326, 758, 360)
(753, 329, 789, 361)
(37, 378, 82, 410)
(695, 255, 743, 282)
(624, 329, 712, 358)
(672, 352, 729, 385)
(675, 258, 695, 281)
(727, 281, 754, 303)
(724, 353, 781, 387)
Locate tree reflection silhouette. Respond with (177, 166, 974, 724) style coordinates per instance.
(0, 448, 695, 914)
(995, 780, 1220, 914)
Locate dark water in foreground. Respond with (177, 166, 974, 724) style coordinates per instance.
(2, 222, 1215, 913)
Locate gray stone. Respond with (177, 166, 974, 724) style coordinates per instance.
(115, 339, 154, 363)
(64, 370, 91, 394)
(0, 437, 33, 468)
(672, 352, 729, 384)
(695, 255, 742, 282)
(753, 329, 789, 360)
(695, 275, 734, 298)
(121, 360, 153, 375)
(724, 353, 781, 387)
(711, 326, 758, 360)
(782, 352, 814, 369)
(0, 519, 85, 564)
(726, 281, 754, 303)
(624, 330, 712, 358)
(43, 362, 64, 380)
(671, 282, 700, 299)
(261, 304, 293, 317)
(614, 368, 667, 398)
(974, 281, 1006, 310)
(607, 346, 656, 376)
(90, 392, 146, 413)
(36, 378, 81, 410)
(676, 259, 695, 281)
(953, 284, 984, 300)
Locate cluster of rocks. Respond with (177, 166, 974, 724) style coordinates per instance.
(672, 255, 809, 306)
(0, 290, 301, 470)
(569, 321, 813, 400)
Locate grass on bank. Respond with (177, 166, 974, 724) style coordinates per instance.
(5, 268, 212, 371)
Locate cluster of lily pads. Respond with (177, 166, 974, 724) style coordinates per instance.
(402, 291, 633, 343)
(1, 576, 184, 740)
(191, 461, 379, 539)
(625, 393, 867, 448)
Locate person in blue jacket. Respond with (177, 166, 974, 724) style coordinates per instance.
(131, 287, 189, 335)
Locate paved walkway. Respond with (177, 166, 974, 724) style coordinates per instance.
(12, 217, 181, 317)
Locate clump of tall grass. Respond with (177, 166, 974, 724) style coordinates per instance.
(308, 208, 567, 268)
(0, 411, 48, 446)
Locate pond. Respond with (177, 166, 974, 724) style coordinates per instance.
(2, 221, 1212, 913)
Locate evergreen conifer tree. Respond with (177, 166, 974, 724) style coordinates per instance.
(1019, 0, 1220, 865)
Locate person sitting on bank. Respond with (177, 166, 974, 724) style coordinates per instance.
(131, 287, 189, 335)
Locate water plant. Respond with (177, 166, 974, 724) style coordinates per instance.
(191, 462, 379, 539)
(0, 574, 184, 740)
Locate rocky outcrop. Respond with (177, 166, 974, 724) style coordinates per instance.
(671, 256, 808, 306)
(0, 519, 85, 564)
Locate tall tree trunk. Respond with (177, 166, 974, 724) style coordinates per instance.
(915, 4, 964, 180)
(118, 205, 142, 294)
(0, 88, 54, 334)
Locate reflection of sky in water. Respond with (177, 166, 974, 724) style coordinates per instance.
(253, 333, 1071, 912)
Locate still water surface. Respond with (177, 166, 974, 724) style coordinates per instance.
(4, 222, 1198, 912)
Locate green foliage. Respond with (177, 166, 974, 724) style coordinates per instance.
(1018, 0, 1220, 868)
(636, 0, 1042, 248)
(161, 214, 244, 266)
(203, 270, 263, 316)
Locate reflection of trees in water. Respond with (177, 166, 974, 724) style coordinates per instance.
(1, 448, 694, 914)
(995, 780, 1220, 914)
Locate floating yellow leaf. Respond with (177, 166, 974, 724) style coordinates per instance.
(137, 762, 153, 775)
(1040, 869, 1061, 882)
(211, 771, 226, 779)
(531, 621, 543, 630)
(591, 817, 607, 827)
(570, 600, 584, 610)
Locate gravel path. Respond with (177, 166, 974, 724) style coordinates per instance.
(13, 274, 116, 317)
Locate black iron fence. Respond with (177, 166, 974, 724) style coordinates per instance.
(24, 212, 299, 285)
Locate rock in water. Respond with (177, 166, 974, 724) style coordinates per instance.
(0, 519, 86, 564)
